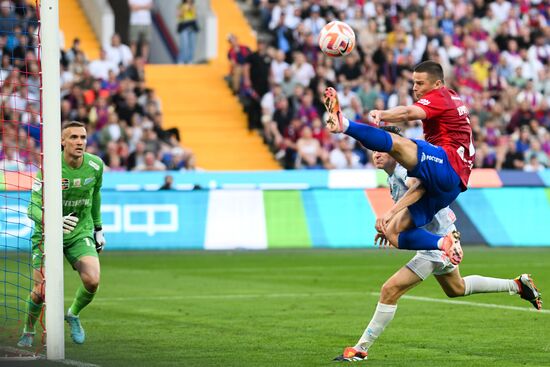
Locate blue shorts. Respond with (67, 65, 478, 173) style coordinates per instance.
(407, 139, 462, 227)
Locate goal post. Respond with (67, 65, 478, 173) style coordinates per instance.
(40, 0, 64, 360)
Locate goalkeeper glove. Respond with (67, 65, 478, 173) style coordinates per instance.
(62, 213, 79, 234)
(94, 227, 106, 253)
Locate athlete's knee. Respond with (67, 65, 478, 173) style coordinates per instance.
(380, 280, 402, 304)
(81, 272, 100, 293)
(384, 220, 401, 248)
(30, 286, 44, 304)
(443, 281, 465, 298)
(384, 230, 399, 248)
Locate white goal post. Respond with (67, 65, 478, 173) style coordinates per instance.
(41, 0, 64, 360)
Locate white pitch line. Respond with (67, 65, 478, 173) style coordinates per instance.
(85, 291, 359, 302)
(391, 293, 549, 314)
(89, 291, 548, 314)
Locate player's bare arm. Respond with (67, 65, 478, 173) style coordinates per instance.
(369, 105, 427, 125)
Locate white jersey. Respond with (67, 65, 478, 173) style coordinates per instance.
(388, 164, 456, 258)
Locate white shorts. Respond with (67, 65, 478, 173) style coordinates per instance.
(406, 250, 456, 280)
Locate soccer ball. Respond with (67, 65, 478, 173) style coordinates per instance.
(318, 21, 356, 57)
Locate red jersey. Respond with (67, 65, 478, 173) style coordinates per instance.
(414, 86, 475, 190)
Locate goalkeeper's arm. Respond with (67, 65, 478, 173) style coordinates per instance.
(27, 178, 43, 224)
(91, 167, 105, 252)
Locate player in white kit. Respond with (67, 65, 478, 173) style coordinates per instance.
(334, 126, 542, 362)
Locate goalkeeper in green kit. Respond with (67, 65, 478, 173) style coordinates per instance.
(18, 121, 106, 347)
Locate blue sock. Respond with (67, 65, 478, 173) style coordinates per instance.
(346, 121, 393, 152)
(398, 228, 441, 250)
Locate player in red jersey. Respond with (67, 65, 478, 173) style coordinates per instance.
(323, 61, 474, 264)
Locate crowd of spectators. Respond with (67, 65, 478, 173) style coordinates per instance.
(232, 0, 549, 170)
(0, 0, 194, 173)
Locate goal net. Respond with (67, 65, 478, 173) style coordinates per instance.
(0, 0, 45, 356)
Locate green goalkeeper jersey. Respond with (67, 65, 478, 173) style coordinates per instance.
(29, 152, 104, 244)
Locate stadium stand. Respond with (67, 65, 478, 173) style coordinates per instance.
(233, 0, 549, 171)
(2, 0, 547, 173)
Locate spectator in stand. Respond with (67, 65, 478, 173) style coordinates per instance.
(151, 111, 181, 145)
(226, 34, 251, 94)
(177, 0, 199, 65)
(507, 100, 536, 134)
(101, 70, 120, 96)
(261, 83, 285, 124)
(268, 95, 293, 148)
(303, 5, 325, 37)
(270, 49, 289, 85)
(106, 154, 126, 172)
(280, 117, 303, 169)
(243, 38, 272, 131)
(164, 147, 191, 171)
(0, 1, 17, 35)
(142, 123, 162, 153)
(133, 151, 166, 171)
(524, 154, 544, 172)
(128, 0, 153, 61)
(296, 126, 324, 169)
(116, 92, 145, 125)
(0, 143, 27, 171)
(104, 33, 133, 68)
(524, 139, 548, 168)
(515, 127, 532, 155)
(516, 79, 544, 107)
(387, 85, 413, 109)
(338, 55, 363, 90)
(311, 117, 330, 150)
(268, 0, 296, 31)
(290, 51, 315, 88)
(98, 111, 126, 152)
(127, 140, 146, 171)
(528, 33, 549, 67)
(329, 135, 362, 169)
(88, 48, 118, 81)
(125, 56, 146, 84)
(270, 11, 294, 58)
(337, 85, 359, 118)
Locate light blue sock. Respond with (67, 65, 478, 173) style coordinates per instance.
(346, 121, 393, 152)
(398, 228, 440, 250)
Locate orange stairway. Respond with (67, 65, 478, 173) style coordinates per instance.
(145, 65, 279, 170)
(58, 0, 100, 59)
(144, 0, 279, 170)
(56, 0, 278, 170)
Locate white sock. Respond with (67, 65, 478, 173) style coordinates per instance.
(463, 275, 519, 296)
(354, 302, 397, 352)
(342, 117, 350, 132)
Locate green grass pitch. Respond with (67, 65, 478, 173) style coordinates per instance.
(3, 247, 550, 366)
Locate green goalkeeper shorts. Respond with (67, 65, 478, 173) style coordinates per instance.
(32, 236, 98, 270)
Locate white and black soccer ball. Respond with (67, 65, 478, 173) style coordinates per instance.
(318, 21, 356, 58)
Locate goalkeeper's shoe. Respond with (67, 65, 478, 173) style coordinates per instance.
(17, 332, 35, 347)
(323, 87, 345, 133)
(333, 347, 368, 362)
(65, 313, 85, 344)
(440, 230, 463, 265)
(515, 274, 542, 310)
